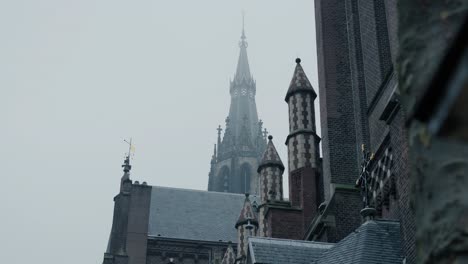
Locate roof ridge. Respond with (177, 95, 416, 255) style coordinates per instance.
(249, 236, 334, 247)
(152, 185, 259, 197)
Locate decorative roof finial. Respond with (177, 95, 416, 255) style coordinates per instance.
(122, 138, 135, 173)
(242, 10, 246, 39)
(355, 144, 377, 221)
(239, 11, 247, 48)
(263, 128, 268, 139)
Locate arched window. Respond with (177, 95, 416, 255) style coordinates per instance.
(240, 163, 251, 194)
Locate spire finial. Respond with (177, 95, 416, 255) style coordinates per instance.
(242, 10, 245, 38)
(239, 11, 247, 48)
(122, 138, 134, 173)
(263, 128, 268, 139)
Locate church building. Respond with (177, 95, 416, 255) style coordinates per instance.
(102, 0, 421, 262)
(102, 28, 265, 264)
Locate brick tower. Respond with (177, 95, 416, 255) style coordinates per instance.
(255, 59, 323, 240)
(284, 58, 323, 225)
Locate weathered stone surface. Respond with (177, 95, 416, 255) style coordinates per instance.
(398, 1, 468, 264)
(397, 0, 468, 118)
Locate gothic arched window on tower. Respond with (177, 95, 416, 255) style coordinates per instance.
(240, 163, 251, 194)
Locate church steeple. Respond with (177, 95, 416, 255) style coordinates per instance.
(228, 21, 259, 144)
(208, 19, 267, 195)
(234, 20, 252, 83)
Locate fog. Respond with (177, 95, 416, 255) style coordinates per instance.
(0, 1, 318, 263)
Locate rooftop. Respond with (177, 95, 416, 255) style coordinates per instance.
(148, 186, 259, 242)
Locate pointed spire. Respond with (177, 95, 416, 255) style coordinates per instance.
(257, 136, 285, 173)
(285, 58, 317, 101)
(235, 193, 258, 228)
(234, 18, 252, 82)
(211, 144, 217, 164)
(221, 243, 236, 264)
(217, 125, 223, 142)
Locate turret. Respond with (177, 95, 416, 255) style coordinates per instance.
(220, 242, 236, 264)
(235, 194, 258, 264)
(258, 135, 285, 203)
(285, 58, 322, 224)
(257, 135, 285, 237)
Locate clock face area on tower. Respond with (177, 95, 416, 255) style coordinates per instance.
(207, 26, 267, 195)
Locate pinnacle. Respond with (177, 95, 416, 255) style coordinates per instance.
(257, 136, 285, 172)
(235, 194, 258, 228)
(285, 59, 317, 101)
(221, 243, 236, 264)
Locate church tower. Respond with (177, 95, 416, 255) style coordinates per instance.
(207, 24, 267, 194)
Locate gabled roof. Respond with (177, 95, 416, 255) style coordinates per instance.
(317, 220, 403, 264)
(248, 237, 333, 264)
(257, 135, 285, 172)
(285, 58, 317, 101)
(148, 186, 259, 242)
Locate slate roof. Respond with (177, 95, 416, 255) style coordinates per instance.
(285, 58, 317, 101)
(317, 220, 403, 264)
(257, 136, 285, 173)
(148, 186, 259, 242)
(248, 237, 333, 264)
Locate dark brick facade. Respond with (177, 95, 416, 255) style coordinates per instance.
(315, 0, 362, 200)
(266, 206, 303, 239)
(146, 237, 231, 264)
(315, 0, 415, 262)
(104, 179, 152, 264)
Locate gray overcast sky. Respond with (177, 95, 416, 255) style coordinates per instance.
(0, 1, 318, 263)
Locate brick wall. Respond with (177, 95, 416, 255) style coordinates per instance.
(390, 111, 416, 263)
(267, 208, 304, 239)
(127, 184, 152, 264)
(315, 0, 360, 199)
(384, 0, 399, 65)
(328, 189, 363, 243)
(315, 1, 416, 262)
(358, 0, 383, 103)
